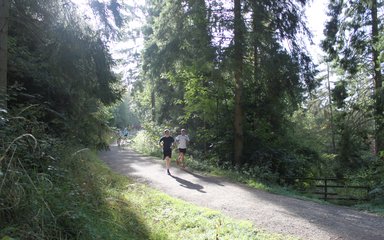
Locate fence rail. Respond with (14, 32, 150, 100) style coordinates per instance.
(283, 177, 370, 202)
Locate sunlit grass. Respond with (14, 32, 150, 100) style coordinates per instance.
(120, 182, 298, 240)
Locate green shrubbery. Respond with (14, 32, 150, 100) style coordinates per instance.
(131, 127, 162, 157)
(0, 105, 150, 239)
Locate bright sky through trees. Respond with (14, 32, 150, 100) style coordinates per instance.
(305, 0, 329, 64)
(73, 0, 329, 73)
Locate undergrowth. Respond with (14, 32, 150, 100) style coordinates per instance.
(0, 105, 151, 239)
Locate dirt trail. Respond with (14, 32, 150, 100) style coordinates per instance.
(99, 146, 384, 240)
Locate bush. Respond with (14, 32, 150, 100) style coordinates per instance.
(0, 105, 121, 239)
(131, 123, 183, 157)
(0, 105, 67, 238)
(247, 146, 319, 182)
(131, 129, 161, 157)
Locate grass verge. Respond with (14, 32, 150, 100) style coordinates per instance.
(120, 181, 298, 240)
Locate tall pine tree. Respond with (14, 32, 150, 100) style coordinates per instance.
(322, 0, 383, 154)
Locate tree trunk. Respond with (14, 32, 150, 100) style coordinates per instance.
(151, 85, 156, 122)
(0, 0, 9, 109)
(371, 0, 383, 154)
(327, 63, 336, 153)
(233, 0, 244, 166)
(252, 2, 261, 131)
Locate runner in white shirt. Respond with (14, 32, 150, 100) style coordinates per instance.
(175, 129, 190, 168)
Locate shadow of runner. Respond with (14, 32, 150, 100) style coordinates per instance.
(171, 175, 206, 193)
(182, 168, 225, 186)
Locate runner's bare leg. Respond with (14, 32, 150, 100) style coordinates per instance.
(176, 152, 182, 165)
(165, 156, 171, 174)
(180, 152, 185, 168)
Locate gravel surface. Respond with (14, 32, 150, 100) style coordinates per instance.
(100, 146, 384, 240)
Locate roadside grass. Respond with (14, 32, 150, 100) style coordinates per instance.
(0, 145, 152, 240)
(121, 181, 298, 240)
(354, 203, 384, 216)
(69, 151, 153, 239)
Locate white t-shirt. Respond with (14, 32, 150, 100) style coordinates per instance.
(176, 134, 190, 149)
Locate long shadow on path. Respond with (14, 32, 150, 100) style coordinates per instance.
(182, 168, 225, 187)
(170, 175, 206, 193)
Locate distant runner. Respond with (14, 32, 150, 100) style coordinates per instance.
(117, 128, 123, 147)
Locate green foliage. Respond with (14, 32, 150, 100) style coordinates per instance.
(131, 127, 162, 157)
(246, 146, 319, 181)
(7, 0, 123, 149)
(331, 82, 375, 176)
(322, 0, 384, 155)
(332, 81, 348, 109)
(1, 0, 128, 232)
(351, 158, 384, 204)
(110, 93, 141, 129)
(135, 0, 318, 172)
(322, 0, 381, 74)
(137, 0, 217, 128)
(0, 106, 150, 239)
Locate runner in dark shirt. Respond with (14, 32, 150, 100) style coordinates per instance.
(159, 129, 175, 175)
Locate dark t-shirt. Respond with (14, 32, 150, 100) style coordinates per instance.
(159, 136, 174, 150)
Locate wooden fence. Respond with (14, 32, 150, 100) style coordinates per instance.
(283, 177, 370, 202)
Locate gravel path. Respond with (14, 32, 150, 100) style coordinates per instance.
(99, 146, 384, 240)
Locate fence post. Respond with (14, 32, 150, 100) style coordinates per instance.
(324, 178, 328, 201)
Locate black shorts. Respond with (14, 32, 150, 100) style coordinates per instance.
(163, 148, 172, 159)
(179, 148, 186, 154)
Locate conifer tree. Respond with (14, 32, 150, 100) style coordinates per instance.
(0, 0, 9, 109)
(322, 0, 383, 154)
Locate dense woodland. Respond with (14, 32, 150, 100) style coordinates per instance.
(1, 0, 384, 238)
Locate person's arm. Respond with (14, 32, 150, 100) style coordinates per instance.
(159, 137, 163, 148)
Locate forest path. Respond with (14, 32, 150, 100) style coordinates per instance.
(99, 146, 384, 240)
